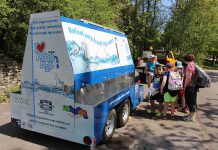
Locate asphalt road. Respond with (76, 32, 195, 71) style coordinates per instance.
(0, 70, 218, 150)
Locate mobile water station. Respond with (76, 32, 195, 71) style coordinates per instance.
(10, 11, 144, 146)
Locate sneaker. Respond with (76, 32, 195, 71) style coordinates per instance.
(162, 115, 167, 120)
(183, 115, 196, 122)
(171, 115, 175, 120)
(156, 112, 161, 117)
(183, 115, 189, 120)
(147, 109, 159, 114)
(147, 110, 154, 113)
(182, 107, 189, 114)
(154, 110, 159, 114)
(174, 107, 178, 112)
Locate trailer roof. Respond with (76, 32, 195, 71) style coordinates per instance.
(61, 16, 127, 38)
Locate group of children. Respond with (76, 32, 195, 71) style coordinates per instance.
(147, 61, 189, 119)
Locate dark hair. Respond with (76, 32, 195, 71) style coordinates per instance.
(166, 65, 173, 68)
(183, 53, 195, 62)
(155, 64, 161, 68)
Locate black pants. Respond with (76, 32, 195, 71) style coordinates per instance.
(185, 86, 198, 112)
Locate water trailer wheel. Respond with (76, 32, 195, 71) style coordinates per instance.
(102, 109, 117, 143)
(116, 99, 130, 127)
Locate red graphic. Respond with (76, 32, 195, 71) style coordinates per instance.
(37, 42, 45, 53)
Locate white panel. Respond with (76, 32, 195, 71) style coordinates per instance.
(11, 11, 85, 143)
(30, 10, 60, 18)
(62, 21, 133, 74)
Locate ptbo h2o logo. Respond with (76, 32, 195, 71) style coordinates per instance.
(37, 42, 45, 53)
(34, 41, 59, 72)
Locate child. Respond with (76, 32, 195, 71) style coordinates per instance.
(174, 61, 189, 114)
(147, 64, 164, 117)
(145, 54, 159, 88)
(160, 63, 179, 119)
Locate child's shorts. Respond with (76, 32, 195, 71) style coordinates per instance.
(150, 93, 164, 102)
(164, 92, 177, 102)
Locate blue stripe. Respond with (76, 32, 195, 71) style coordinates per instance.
(61, 16, 127, 38)
(74, 65, 135, 89)
(30, 22, 36, 122)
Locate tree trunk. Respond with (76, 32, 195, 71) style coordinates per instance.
(133, 0, 138, 59)
(145, 0, 151, 50)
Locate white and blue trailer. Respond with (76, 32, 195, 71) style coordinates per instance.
(10, 11, 144, 146)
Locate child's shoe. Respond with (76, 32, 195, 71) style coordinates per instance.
(147, 109, 154, 113)
(182, 107, 189, 114)
(174, 106, 178, 112)
(156, 112, 161, 117)
(171, 115, 175, 120)
(162, 114, 167, 120)
(147, 109, 159, 114)
(183, 115, 196, 122)
(154, 110, 159, 114)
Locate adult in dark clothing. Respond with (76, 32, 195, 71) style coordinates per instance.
(183, 54, 198, 121)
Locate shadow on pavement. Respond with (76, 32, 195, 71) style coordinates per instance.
(0, 107, 211, 150)
(206, 71, 218, 83)
(197, 101, 218, 149)
(198, 102, 218, 123)
(96, 108, 204, 150)
(0, 123, 90, 150)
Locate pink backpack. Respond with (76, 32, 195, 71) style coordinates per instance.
(168, 71, 183, 91)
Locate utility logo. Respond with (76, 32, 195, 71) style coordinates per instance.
(34, 41, 59, 72)
(39, 99, 54, 112)
(63, 105, 88, 119)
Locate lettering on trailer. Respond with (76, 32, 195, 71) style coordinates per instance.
(34, 41, 60, 72)
(110, 91, 130, 107)
(10, 96, 31, 106)
(26, 113, 70, 130)
(30, 19, 63, 36)
(135, 84, 139, 98)
(68, 27, 114, 46)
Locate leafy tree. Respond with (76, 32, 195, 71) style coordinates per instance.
(0, 0, 61, 59)
(60, 0, 117, 29)
(0, 0, 119, 60)
(0, 0, 10, 51)
(163, 0, 218, 64)
(118, 0, 164, 59)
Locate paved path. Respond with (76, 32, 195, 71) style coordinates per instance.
(0, 70, 218, 150)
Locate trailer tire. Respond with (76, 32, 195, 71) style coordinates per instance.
(102, 109, 117, 143)
(116, 99, 130, 127)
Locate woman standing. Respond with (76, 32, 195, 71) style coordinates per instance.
(183, 54, 198, 121)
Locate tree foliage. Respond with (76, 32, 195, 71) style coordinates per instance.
(163, 0, 218, 64)
(0, 0, 119, 60)
(118, 0, 165, 58)
(1, 0, 218, 64)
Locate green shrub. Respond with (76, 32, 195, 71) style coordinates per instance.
(0, 84, 21, 103)
(0, 93, 7, 103)
(5, 85, 21, 97)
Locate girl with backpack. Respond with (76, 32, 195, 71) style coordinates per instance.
(183, 54, 198, 121)
(160, 63, 182, 120)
